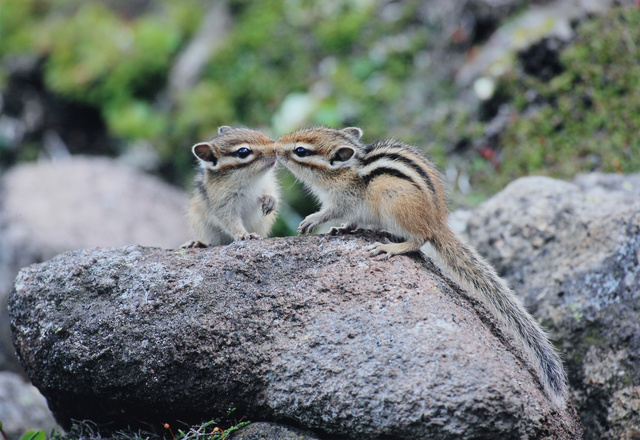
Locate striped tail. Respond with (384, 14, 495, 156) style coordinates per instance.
(431, 228, 568, 406)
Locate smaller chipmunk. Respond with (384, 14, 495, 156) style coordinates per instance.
(275, 126, 568, 407)
(181, 126, 279, 248)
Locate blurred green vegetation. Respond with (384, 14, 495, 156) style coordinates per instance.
(0, 0, 430, 174)
(499, 9, 640, 185)
(1, 1, 639, 235)
(0, 0, 441, 236)
(430, 7, 640, 197)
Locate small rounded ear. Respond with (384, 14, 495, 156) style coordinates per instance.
(218, 126, 233, 135)
(330, 147, 355, 165)
(192, 142, 218, 166)
(341, 127, 363, 140)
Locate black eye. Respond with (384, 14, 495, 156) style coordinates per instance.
(236, 148, 251, 159)
(294, 147, 308, 157)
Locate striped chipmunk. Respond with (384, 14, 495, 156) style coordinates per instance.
(181, 126, 279, 248)
(274, 126, 568, 407)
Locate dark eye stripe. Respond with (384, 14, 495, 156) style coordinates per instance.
(222, 149, 254, 158)
(218, 158, 259, 171)
(360, 153, 436, 194)
(289, 160, 327, 170)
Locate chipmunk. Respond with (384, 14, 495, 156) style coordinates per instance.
(181, 126, 279, 248)
(275, 126, 568, 407)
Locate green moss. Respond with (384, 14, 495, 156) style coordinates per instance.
(425, 7, 640, 200)
(0, 0, 51, 56)
(489, 7, 640, 191)
(42, 409, 250, 440)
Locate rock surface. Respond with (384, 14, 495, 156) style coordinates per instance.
(9, 233, 581, 440)
(0, 156, 190, 258)
(0, 371, 60, 440)
(465, 175, 640, 440)
(229, 422, 321, 440)
(0, 156, 191, 372)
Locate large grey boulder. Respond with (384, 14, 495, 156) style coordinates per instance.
(465, 174, 640, 440)
(9, 233, 581, 440)
(0, 156, 191, 372)
(0, 156, 190, 260)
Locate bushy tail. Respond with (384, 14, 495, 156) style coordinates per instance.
(431, 228, 568, 407)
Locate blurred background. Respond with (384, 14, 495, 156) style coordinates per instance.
(0, 0, 639, 437)
(2, 0, 638, 230)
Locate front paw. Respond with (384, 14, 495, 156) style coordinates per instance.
(364, 242, 391, 260)
(180, 240, 208, 249)
(297, 214, 321, 235)
(260, 195, 277, 216)
(237, 232, 262, 241)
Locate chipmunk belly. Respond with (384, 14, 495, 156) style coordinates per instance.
(243, 200, 270, 235)
(239, 171, 277, 236)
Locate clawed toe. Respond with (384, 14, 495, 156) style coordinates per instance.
(238, 233, 262, 241)
(260, 195, 277, 216)
(180, 240, 208, 249)
(364, 242, 386, 258)
(297, 221, 317, 235)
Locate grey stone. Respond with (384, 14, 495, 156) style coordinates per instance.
(228, 422, 320, 440)
(465, 175, 640, 440)
(9, 233, 581, 440)
(573, 171, 640, 196)
(0, 156, 191, 372)
(0, 371, 60, 440)
(0, 156, 190, 257)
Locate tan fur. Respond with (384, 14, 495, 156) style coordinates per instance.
(275, 125, 568, 407)
(182, 126, 279, 248)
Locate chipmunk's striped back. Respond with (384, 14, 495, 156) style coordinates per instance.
(275, 125, 569, 407)
(358, 140, 444, 202)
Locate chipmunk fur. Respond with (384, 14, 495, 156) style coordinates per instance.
(275, 126, 568, 407)
(182, 126, 279, 248)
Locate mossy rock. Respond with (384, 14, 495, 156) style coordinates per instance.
(434, 7, 640, 197)
(498, 8, 640, 186)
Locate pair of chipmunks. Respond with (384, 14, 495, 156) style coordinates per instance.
(182, 125, 568, 408)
